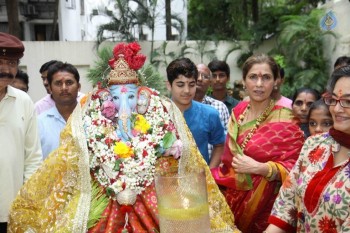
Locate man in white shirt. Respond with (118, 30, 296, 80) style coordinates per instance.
(0, 32, 42, 231)
(35, 60, 84, 115)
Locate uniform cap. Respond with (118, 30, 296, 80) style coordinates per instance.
(0, 32, 24, 59)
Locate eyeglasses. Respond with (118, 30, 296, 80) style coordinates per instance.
(198, 72, 211, 80)
(323, 97, 350, 108)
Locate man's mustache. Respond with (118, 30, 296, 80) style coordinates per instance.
(0, 73, 14, 79)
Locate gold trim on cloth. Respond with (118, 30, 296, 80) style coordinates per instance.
(71, 104, 91, 233)
(8, 89, 240, 233)
(165, 99, 240, 232)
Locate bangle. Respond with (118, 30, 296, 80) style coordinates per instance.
(265, 162, 273, 179)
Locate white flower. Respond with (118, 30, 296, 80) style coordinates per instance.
(84, 90, 181, 197)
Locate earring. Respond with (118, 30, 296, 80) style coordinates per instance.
(243, 85, 246, 90)
(274, 85, 278, 90)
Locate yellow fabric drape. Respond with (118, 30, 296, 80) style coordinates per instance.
(8, 92, 240, 233)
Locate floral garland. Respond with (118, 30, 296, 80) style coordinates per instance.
(83, 89, 181, 198)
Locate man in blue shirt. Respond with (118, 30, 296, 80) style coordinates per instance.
(166, 58, 225, 168)
(38, 62, 81, 158)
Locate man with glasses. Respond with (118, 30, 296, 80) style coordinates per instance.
(208, 60, 239, 113)
(194, 64, 230, 159)
(0, 32, 42, 231)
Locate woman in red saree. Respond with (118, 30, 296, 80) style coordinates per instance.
(212, 54, 305, 233)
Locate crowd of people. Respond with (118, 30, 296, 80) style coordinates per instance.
(1, 31, 350, 233)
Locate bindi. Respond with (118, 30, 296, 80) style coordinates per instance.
(121, 85, 128, 93)
(338, 89, 343, 97)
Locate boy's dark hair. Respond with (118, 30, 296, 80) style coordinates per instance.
(47, 61, 80, 85)
(39, 60, 59, 73)
(16, 70, 29, 85)
(15, 69, 29, 91)
(334, 56, 350, 70)
(166, 58, 198, 85)
(208, 60, 230, 78)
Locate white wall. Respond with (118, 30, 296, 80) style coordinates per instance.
(21, 41, 97, 102)
(59, 0, 83, 41)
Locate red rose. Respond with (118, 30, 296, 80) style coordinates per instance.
(130, 54, 146, 70)
(113, 43, 127, 56)
(128, 42, 141, 54)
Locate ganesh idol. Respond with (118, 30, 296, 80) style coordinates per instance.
(8, 42, 239, 233)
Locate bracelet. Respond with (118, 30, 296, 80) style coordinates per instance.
(265, 162, 273, 179)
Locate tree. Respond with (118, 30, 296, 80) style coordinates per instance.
(5, 0, 21, 38)
(275, 9, 336, 97)
(94, 0, 185, 44)
(165, 0, 171, 40)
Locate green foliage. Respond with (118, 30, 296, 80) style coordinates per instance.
(138, 63, 168, 96)
(151, 41, 190, 70)
(188, 0, 241, 40)
(88, 181, 109, 229)
(93, 0, 185, 49)
(273, 55, 286, 68)
(275, 9, 336, 97)
(87, 46, 113, 87)
(96, 0, 137, 44)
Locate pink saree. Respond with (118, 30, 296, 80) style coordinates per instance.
(212, 101, 304, 233)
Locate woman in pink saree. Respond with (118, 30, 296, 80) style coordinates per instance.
(212, 54, 305, 233)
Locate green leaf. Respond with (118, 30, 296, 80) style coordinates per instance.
(114, 159, 123, 171)
(163, 132, 176, 149)
(106, 187, 114, 197)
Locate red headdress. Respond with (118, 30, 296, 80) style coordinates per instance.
(108, 42, 146, 85)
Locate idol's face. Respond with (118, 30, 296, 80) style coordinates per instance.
(109, 84, 138, 112)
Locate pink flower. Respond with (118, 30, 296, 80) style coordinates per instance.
(163, 140, 182, 159)
(101, 100, 116, 119)
(166, 122, 176, 132)
(335, 181, 344, 189)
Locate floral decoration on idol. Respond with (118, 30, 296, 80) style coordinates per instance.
(83, 42, 182, 205)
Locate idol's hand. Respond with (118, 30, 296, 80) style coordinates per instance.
(231, 154, 267, 176)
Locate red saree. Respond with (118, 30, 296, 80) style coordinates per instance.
(212, 101, 304, 233)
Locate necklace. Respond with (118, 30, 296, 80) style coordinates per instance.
(239, 99, 275, 150)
